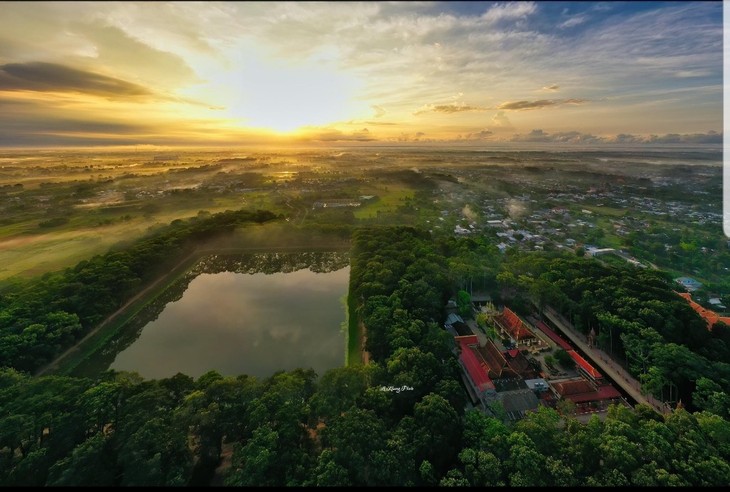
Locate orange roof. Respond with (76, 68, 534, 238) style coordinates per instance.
(569, 350, 602, 380)
(496, 307, 535, 341)
(677, 292, 730, 330)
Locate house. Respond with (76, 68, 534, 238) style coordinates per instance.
(586, 247, 615, 257)
(709, 298, 727, 310)
(477, 340, 519, 380)
(499, 389, 539, 421)
(549, 378, 624, 414)
(455, 335, 497, 408)
(674, 276, 703, 292)
(494, 307, 539, 347)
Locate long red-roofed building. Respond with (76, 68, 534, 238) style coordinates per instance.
(568, 350, 603, 382)
(455, 335, 496, 408)
(677, 292, 730, 330)
(550, 379, 622, 405)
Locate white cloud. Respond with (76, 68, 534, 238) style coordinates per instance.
(491, 111, 514, 130)
(559, 15, 588, 29)
(481, 2, 537, 23)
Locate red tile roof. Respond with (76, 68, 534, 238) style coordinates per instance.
(496, 307, 536, 341)
(534, 320, 573, 351)
(456, 336, 495, 393)
(552, 379, 593, 396)
(552, 379, 622, 404)
(677, 292, 730, 330)
(569, 350, 603, 380)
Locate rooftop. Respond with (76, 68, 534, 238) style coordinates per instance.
(677, 292, 730, 329)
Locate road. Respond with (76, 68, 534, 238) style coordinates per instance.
(543, 306, 671, 415)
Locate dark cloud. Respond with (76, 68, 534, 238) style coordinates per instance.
(607, 131, 722, 144)
(364, 121, 398, 126)
(414, 103, 485, 115)
(647, 131, 722, 144)
(0, 96, 155, 147)
(389, 131, 431, 143)
(0, 62, 153, 98)
(511, 129, 603, 143)
(497, 98, 587, 110)
(511, 129, 721, 145)
(464, 129, 494, 141)
(610, 133, 643, 144)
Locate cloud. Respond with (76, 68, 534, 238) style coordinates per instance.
(674, 70, 713, 78)
(388, 131, 431, 143)
(364, 121, 398, 126)
(646, 131, 722, 144)
(542, 84, 560, 92)
(0, 2, 721, 144)
(69, 23, 201, 89)
(497, 98, 587, 111)
(414, 102, 485, 115)
(371, 104, 386, 117)
(0, 62, 152, 98)
(464, 129, 494, 141)
(511, 129, 722, 145)
(481, 2, 537, 23)
(559, 15, 588, 29)
(490, 111, 514, 130)
(302, 127, 376, 142)
(511, 129, 603, 143)
(610, 133, 643, 144)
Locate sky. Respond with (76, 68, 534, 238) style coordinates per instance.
(0, 1, 723, 147)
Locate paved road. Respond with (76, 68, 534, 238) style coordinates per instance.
(543, 306, 671, 415)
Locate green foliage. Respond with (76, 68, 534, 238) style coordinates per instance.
(0, 209, 277, 373)
(456, 290, 472, 318)
(554, 348, 575, 369)
(2, 226, 730, 487)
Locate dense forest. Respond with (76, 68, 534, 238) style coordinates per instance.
(0, 223, 728, 486)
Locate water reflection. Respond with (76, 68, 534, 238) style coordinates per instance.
(110, 267, 348, 379)
(69, 252, 349, 379)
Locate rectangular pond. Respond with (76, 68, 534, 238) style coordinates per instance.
(72, 252, 349, 379)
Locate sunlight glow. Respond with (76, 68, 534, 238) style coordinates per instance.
(209, 58, 363, 133)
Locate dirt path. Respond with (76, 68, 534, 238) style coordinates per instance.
(33, 249, 202, 377)
(359, 320, 371, 365)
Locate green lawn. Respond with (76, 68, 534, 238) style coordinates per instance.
(354, 187, 414, 219)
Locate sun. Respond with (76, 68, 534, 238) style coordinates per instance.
(211, 58, 363, 134)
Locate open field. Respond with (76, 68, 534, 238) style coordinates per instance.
(353, 186, 414, 219)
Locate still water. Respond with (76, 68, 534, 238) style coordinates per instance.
(108, 264, 349, 379)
